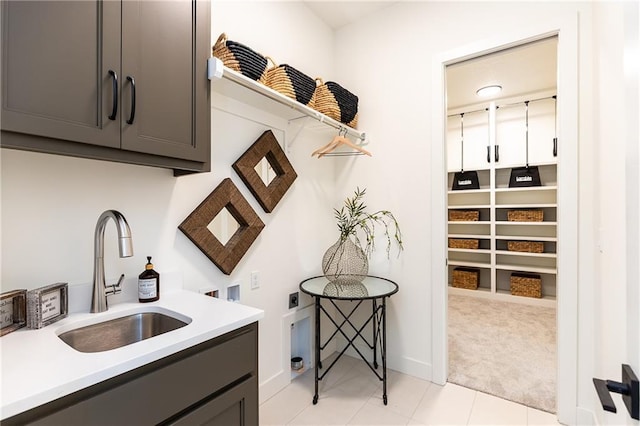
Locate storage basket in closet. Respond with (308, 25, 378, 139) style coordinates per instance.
(212, 33, 270, 83)
(264, 61, 317, 108)
(314, 78, 359, 128)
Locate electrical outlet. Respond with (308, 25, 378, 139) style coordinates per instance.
(251, 271, 259, 289)
(288, 292, 299, 309)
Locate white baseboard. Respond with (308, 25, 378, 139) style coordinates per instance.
(575, 407, 597, 426)
(259, 369, 289, 405)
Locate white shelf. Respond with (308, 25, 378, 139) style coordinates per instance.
(496, 221, 557, 226)
(448, 188, 491, 195)
(449, 286, 556, 308)
(495, 250, 557, 258)
(448, 204, 491, 209)
(496, 235, 557, 242)
(495, 263, 557, 274)
(496, 203, 557, 208)
(209, 58, 365, 141)
(448, 260, 491, 269)
(448, 233, 490, 239)
(448, 248, 492, 254)
(494, 185, 557, 193)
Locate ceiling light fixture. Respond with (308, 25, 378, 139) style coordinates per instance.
(476, 85, 502, 98)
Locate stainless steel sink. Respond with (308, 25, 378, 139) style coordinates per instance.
(58, 312, 190, 353)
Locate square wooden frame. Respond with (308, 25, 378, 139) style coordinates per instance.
(26, 282, 68, 329)
(1, 290, 27, 336)
(179, 178, 265, 275)
(233, 130, 297, 213)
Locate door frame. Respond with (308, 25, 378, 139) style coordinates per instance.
(430, 13, 579, 425)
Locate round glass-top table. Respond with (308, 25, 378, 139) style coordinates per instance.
(299, 275, 399, 405)
(299, 275, 398, 300)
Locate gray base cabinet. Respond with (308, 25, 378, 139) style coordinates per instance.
(1, 0, 211, 174)
(3, 323, 258, 426)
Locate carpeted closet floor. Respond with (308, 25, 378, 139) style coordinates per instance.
(448, 293, 557, 413)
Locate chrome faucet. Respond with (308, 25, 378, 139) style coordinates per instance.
(91, 210, 134, 313)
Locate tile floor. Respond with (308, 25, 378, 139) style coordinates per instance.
(259, 353, 561, 425)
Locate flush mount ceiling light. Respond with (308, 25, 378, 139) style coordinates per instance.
(476, 85, 502, 98)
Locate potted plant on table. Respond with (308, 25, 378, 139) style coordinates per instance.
(322, 188, 403, 287)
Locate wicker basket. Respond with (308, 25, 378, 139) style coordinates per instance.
(264, 61, 316, 108)
(452, 267, 479, 290)
(212, 33, 270, 83)
(314, 78, 358, 128)
(507, 209, 544, 222)
(449, 210, 480, 221)
(448, 238, 480, 249)
(510, 272, 542, 298)
(507, 241, 544, 253)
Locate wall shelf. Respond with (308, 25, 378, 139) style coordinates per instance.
(208, 57, 366, 148)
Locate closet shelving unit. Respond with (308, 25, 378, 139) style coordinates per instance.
(447, 97, 557, 307)
(448, 163, 557, 307)
(207, 57, 367, 155)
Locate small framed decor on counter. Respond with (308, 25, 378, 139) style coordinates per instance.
(27, 282, 68, 329)
(1, 290, 27, 336)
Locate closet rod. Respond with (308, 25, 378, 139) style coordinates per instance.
(497, 95, 556, 110)
(446, 95, 556, 118)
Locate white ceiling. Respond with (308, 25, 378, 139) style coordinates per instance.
(447, 37, 558, 110)
(303, 1, 397, 30)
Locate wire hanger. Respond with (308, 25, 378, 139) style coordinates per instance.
(311, 128, 372, 158)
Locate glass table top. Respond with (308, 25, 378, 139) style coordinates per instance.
(300, 275, 398, 300)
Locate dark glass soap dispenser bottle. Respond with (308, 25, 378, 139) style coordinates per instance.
(138, 256, 160, 303)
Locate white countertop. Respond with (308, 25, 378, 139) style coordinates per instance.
(0, 289, 264, 420)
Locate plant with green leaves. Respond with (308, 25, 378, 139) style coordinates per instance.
(333, 187, 403, 258)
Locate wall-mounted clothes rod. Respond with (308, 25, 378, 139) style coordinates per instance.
(447, 95, 556, 118)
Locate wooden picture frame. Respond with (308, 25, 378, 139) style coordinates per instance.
(26, 282, 69, 329)
(1, 290, 27, 336)
(179, 178, 265, 275)
(233, 130, 297, 213)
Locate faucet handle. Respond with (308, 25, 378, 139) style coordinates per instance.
(105, 274, 125, 296)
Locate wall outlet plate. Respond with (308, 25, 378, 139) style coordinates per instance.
(289, 292, 299, 309)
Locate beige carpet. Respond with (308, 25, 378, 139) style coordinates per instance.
(448, 293, 557, 413)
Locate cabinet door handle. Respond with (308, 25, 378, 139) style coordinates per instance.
(108, 70, 118, 120)
(494, 145, 500, 162)
(486, 146, 491, 163)
(553, 137, 558, 157)
(126, 76, 136, 125)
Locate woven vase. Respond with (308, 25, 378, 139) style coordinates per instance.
(322, 236, 368, 284)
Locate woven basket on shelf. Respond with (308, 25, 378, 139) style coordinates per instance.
(507, 241, 544, 253)
(449, 210, 480, 221)
(452, 267, 479, 290)
(448, 238, 480, 249)
(264, 61, 317, 107)
(212, 33, 270, 83)
(314, 78, 358, 128)
(507, 209, 544, 222)
(510, 272, 542, 298)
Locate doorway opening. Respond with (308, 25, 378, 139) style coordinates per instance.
(444, 37, 558, 413)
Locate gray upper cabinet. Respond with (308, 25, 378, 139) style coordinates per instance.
(1, 0, 211, 174)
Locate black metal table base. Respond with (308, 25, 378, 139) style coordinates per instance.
(313, 296, 388, 405)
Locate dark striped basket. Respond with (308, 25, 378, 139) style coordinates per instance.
(314, 78, 359, 128)
(212, 33, 270, 83)
(264, 62, 316, 108)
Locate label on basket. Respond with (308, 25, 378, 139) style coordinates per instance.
(516, 176, 533, 182)
(458, 179, 472, 186)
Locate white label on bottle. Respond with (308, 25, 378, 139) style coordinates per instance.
(139, 278, 157, 299)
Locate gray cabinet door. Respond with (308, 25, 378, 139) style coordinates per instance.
(120, 0, 210, 163)
(1, 1, 121, 148)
